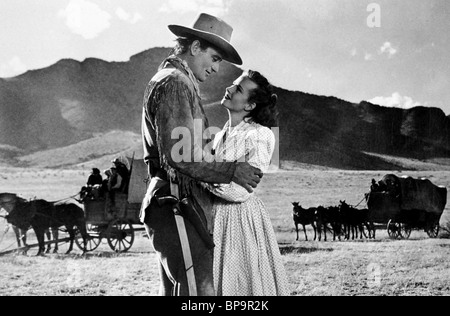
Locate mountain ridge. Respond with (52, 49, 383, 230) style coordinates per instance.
(1, 47, 449, 170)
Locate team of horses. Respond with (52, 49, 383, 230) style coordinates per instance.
(0, 192, 88, 256)
(1, 191, 377, 256)
(292, 200, 375, 241)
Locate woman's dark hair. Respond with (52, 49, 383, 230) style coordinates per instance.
(245, 70, 279, 128)
(172, 36, 224, 57)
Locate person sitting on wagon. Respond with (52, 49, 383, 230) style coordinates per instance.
(377, 180, 387, 192)
(107, 166, 122, 206)
(87, 168, 103, 186)
(102, 169, 111, 191)
(111, 158, 130, 193)
(80, 168, 104, 200)
(370, 179, 379, 192)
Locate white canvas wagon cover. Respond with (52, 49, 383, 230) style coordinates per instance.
(127, 158, 148, 204)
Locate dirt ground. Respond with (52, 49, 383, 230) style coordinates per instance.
(0, 166, 449, 296)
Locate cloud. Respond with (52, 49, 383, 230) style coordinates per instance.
(116, 7, 143, 24)
(379, 42, 398, 58)
(364, 52, 373, 61)
(0, 56, 27, 78)
(158, 0, 228, 15)
(356, 42, 397, 62)
(368, 92, 421, 110)
(58, 0, 111, 39)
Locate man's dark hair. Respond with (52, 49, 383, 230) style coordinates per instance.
(172, 36, 224, 57)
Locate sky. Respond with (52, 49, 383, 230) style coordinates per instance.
(1, 0, 450, 114)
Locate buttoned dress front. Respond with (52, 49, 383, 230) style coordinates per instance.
(208, 120, 289, 296)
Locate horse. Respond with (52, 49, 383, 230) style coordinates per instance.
(339, 200, 360, 240)
(1, 193, 88, 255)
(359, 208, 376, 239)
(315, 205, 343, 241)
(0, 193, 30, 250)
(0, 193, 57, 253)
(292, 202, 317, 241)
(51, 203, 88, 254)
(339, 200, 374, 240)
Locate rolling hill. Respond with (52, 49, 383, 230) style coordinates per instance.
(1, 47, 449, 170)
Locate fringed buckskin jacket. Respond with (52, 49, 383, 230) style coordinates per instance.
(140, 55, 237, 234)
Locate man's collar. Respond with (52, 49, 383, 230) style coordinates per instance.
(160, 55, 201, 98)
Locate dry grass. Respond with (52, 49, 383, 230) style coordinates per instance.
(0, 251, 160, 296)
(281, 238, 450, 296)
(1, 165, 449, 296)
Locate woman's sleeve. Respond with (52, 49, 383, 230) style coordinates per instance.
(246, 127, 275, 173)
(207, 181, 251, 203)
(207, 127, 275, 203)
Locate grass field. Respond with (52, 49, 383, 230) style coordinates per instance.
(0, 164, 449, 296)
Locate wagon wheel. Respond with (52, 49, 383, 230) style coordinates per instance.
(426, 222, 440, 238)
(75, 234, 101, 252)
(75, 225, 101, 252)
(106, 219, 134, 253)
(399, 223, 412, 239)
(387, 220, 400, 239)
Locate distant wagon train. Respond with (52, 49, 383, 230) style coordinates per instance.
(366, 174, 447, 239)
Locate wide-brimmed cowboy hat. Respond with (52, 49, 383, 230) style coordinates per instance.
(168, 13, 242, 65)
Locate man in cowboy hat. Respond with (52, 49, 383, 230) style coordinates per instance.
(111, 158, 129, 192)
(140, 13, 263, 296)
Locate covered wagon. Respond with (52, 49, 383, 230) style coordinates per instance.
(366, 174, 447, 239)
(77, 157, 148, 252)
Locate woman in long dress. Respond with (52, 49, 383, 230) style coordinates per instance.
(207, 70, 289, 296)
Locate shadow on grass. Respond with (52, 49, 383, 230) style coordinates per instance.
(279, 244, 333, 255)
(51, 251, 142, 260)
